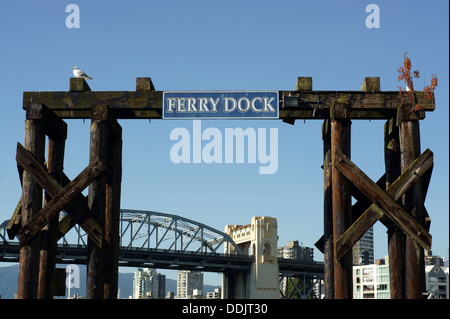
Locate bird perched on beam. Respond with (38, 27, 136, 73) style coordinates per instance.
(72, 66, 92, 80)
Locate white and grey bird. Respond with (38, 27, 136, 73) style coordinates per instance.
(72, 66, 92, 80)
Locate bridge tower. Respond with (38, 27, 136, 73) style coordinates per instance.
(223, 216, 279, 299)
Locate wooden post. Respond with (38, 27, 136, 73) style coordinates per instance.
(322, 118, 334, 298)
(87, 104, 109, 299)
(38, 132, 66, 298)
(330, 102, 352, 299)
(384, 118, 405, 299)
(398, 106, 426, 299)
(18, 105, 45, 299)
(103, 120, 122, 299)
(86, 104, 121, 299)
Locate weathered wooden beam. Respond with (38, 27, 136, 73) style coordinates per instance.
(333, 147, 432, 252)
(399, 118, 426, 299)
(15, 143, 104, 247)
(360, 77, 380, 92)
(330, 104, 352, 299)
(87, 104, 109, 299)
(314, 173, 385, 254)
(384, 118, 405, 299)
(70, 77, 91, 92)
(23, 91, 163, 119)
(103, 119, 122, 299)
(55, 173, 96, 240)
(18, 116, 45, 299)
(295, 77, 312, 91)
(38, 125, 67, 299)
(322, 118, 334, 298)
(136, 77, 155, 91)
(7, 198, 22, 240)
(335, 148, 433, 260)
(25, 103, 67, 142)
(18, 156, 106, 247)
(22, 90, 435, 119)
(284, 77, 312, 125)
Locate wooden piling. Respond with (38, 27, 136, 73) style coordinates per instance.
(384, 118, 405, 299)
(398, 108, 426, 299)
(86, 104, 122, 299)
(87, 104, 110, 299)
(330, 102, 352, 299)
(18, 105, 45, 299)
(38, 133, 66, 298)
(103, 119, 122, 299)
(322, 118, 334, 298)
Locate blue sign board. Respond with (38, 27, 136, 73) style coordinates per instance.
(163, 91, 279, 119)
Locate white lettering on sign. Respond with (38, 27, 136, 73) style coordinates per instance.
(166, 97, 275, 114)
(163, 91, 279, 119)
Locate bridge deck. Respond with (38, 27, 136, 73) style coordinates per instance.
(0, 242, 323, 275)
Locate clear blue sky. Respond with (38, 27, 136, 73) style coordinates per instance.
(0, 1, 448, 286)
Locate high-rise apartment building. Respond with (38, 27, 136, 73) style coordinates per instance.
(176, 270, 203, 299)
(352, 226, 374, 265)
(133, 268, 166, 299)
(278, 240, 314, 262)
(278, 240, 318, 298)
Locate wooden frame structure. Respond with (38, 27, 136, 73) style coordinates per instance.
(9, 76, 434, 299)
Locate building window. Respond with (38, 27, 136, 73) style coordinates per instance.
(377, 284, 388, 291)
(363, 268, 374, 275)
(363, 285, 374, 291)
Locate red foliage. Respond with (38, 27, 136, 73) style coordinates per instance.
(397, 52, 437, 113)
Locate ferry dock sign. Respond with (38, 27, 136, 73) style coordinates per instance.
(163, 91, 279, 119)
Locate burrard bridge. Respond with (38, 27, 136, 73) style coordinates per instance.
(1, 209, 324, 298)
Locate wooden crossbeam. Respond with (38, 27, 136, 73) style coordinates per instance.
(26, 103, 67, 141)
(314, 174, 386, 254)
(16, 143, 105, 247)
(336, 149, 433, 260)
(22, 89, 435, 120)
(6, 198, 22, 239)
(333, 147, 432, 257)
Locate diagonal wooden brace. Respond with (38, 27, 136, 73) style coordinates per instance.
(333, 147, 432, 260)
(335, 149, 434, 260)
(9, 163, 101, 242)
(16, 142, 105, 247)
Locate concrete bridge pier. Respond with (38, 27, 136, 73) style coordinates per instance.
(222, 269, 249, 299)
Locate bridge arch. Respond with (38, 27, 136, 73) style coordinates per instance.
(118, 209, 244, 255)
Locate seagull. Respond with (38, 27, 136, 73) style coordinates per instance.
(72, 66, 92, 80)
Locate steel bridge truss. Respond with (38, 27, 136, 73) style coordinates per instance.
(1, 209, 249, 270)
(118, 209, 243, 255)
